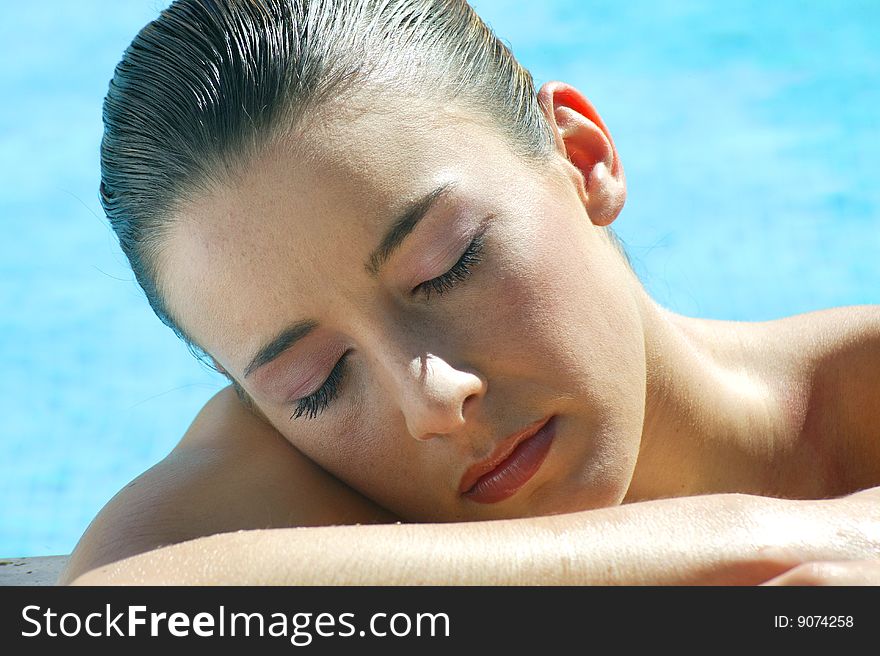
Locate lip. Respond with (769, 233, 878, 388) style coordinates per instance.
(459, 415, 556, 503)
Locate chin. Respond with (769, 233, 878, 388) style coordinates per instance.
(538, 467, 635, 515)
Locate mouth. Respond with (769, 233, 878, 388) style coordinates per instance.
(459, 415, 557, 504)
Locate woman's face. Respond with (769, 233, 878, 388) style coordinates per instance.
(160, 93, 647, 521)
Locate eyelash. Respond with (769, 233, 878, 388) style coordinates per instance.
(290, 350, 350, 420)
(289, 233, 486, 421)
(414, 232, 485, 300)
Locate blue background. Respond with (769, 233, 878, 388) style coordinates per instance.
(1, 0, 878, 557)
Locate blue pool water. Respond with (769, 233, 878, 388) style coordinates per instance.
(1, 0, 878, 557)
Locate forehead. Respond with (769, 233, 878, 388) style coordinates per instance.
(158, 98, 527, 369)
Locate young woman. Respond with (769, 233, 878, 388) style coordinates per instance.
(61, 0, 880, 585)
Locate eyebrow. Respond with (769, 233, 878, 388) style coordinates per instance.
(243, 182, 455, 379)
(243, 319, 317, 378)
(365, 181, 456, 277)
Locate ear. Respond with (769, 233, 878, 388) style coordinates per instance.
(537, 81, 626, 226)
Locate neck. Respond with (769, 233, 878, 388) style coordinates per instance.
(624, 290, 819, 502)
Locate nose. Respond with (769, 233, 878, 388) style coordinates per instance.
(399, 353, 487, 441)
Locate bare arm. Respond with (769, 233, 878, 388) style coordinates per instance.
(70, 489, 880, 585)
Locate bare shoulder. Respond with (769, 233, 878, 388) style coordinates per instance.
(735, 305, 880, 382)
(766, 305, 880, 387)
(768, 305, 880, 350)
(765, 305, 880, 492)
(59, 386, 397, 584)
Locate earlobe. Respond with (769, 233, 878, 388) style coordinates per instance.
(537, 81, 626, 226)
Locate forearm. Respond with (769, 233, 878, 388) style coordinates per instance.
(71, 492, 844, 586)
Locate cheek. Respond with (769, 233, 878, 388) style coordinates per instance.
(481, 224, 601, 369)
(278, 394, 387, 475)
(487, 214, 646, 407)
(276, 395, 439, 515)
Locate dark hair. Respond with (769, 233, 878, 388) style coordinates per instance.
(101, 0, 629, 403)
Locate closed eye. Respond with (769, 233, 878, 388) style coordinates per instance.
(414, 232, 485, 300)
(289, 350, 351, 421)
(289, 232, 486, 421)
